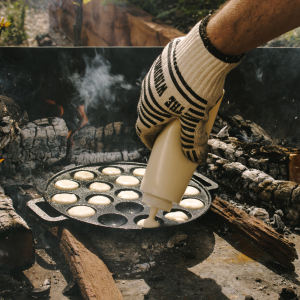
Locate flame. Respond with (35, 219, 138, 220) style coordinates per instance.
(0, 159, 4, 163)
(45, 99, 56, 105)
(58, 106, 64, 117)
(78, 105, 88, 129)
(67, 105, 88, 149)
(45, 100, 64, 117)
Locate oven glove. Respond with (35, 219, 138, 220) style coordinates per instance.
(135, 14, 245, 164)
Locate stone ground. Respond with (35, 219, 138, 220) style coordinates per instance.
(3, 200, 300, 300)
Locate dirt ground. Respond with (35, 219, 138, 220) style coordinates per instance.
(3, 204, 300, 300)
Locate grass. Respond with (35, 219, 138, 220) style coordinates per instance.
(0, 0, 28, 46)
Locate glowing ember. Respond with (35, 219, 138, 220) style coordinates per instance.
(67, 105, 88, 148)
(45, 100, 56, 105)
(58, 106, 64, 117)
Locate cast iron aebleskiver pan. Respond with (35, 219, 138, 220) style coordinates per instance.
(29, 162, 218, 229)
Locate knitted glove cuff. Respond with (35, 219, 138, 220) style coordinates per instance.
(175, 14, 245, 104)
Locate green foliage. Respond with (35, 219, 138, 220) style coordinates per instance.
(126, 0, 227, 33)
(1, 0, 28, 46)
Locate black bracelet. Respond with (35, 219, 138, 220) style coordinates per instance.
(199, 13, 245, 64)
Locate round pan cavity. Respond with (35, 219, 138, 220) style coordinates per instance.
(98, 214, 128, 227)
(115, 188, 142, 199)
(116, 202, 144, 214)
(44, 162, 213, 229)
(87, 181, 113, 192)
(99, 166, 124, 175)
(71, 170, 98, 180)
(86, 194, 114, 205)
(163, 209, 192, 220)
(134, 215, 164, 227)
(54, 179, 80, 191)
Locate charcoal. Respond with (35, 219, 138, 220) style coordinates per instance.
(0, 117, 68, 176)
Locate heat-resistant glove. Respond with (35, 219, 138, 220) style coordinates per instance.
(135, 14, 245, 164)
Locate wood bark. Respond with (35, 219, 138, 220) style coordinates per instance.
(211, 196, 298, 271)
(25, 188, 123, 300)
(0, 193, 35, 271)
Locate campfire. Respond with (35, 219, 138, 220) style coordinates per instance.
(1, 47, 300, 300)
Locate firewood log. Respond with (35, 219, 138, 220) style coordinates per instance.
(211, 197, 298, 271)
(0, 193, 34, 271)
(25, 188, 123, 300)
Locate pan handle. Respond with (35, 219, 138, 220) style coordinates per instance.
(27, 198, 68, 222)
(193, 171, 218, 191)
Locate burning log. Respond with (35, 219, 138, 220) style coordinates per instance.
(0, 95, 28, 150)
(0, 117, 68, 177)
(199, 153, 300, 226)
(209, 115, 300, 181)
(211, 197, 298, 271)
(208, 138, 300, 181)
(0, 191, 35, 271)
(69, 122, 141, 164)
(25, 188, 123, 300)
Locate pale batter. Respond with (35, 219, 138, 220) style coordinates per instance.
(180, 199, 204, 209)
(102, 167, 121, 175)
(117, 190, 139, 200)
(88, 195, 111, 205)
(165, 211, 189, 222)
(68, 206, 96, 218)
(137, 207, 160, 228)
(89, 182, 111, 192)
(51, 193, 78, 204)
(133, 168, 146, 177)
(184, 186, 200, 196)
(116, 176, 140, 186)
(55, 180, 79, 191)
(74, 171, 94, 180)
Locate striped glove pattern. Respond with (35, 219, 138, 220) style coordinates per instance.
(136, 14, 245, 164)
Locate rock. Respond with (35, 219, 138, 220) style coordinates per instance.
(36, 33, 54, 46)
(166, 232, 188, 248)
(249, 208, 269, 220)
(280, 287, 297, 299)
(135, 263, 150, 272)
(272, 214, 285, 232)
(31, 285, 51, 298)
(245, 295, 254, 300)
(275, 209, 284, 217)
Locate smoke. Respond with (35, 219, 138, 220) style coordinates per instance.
(70, 53, 133, 109)
(62, 51, 142, 127)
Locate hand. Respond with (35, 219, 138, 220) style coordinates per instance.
(136, 15, 244, 164)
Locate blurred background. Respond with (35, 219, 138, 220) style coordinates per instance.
(0, 0, 299, 47)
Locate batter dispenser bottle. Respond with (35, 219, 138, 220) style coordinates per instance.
(140, 93, 223, 212)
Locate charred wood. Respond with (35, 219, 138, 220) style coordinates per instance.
(0, 95, 28, 150)
(0, 191, 34, 271)
(25, 188, 123, 300)
(69, 122, 141, 164)
(211, 197, 298, 271)
(199, 153, 300, 226)
(0, 117, 68, 177)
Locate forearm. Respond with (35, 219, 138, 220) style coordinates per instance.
(207, 0, 300, 56)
